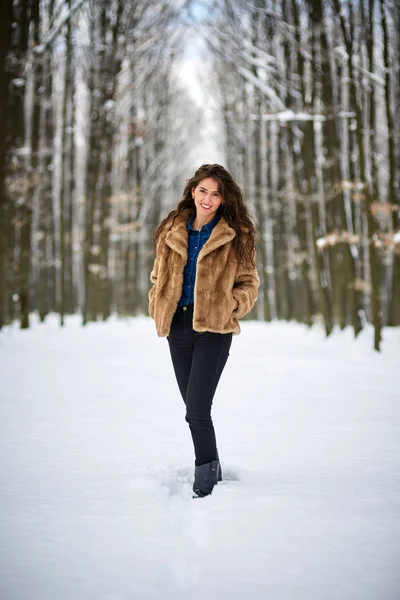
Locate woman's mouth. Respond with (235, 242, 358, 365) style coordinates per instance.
(201, 203, 212, 210)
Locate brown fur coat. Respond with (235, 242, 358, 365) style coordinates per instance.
(148, 209, 259, 337)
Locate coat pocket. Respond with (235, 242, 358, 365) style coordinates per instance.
(231, 294, 239, 313)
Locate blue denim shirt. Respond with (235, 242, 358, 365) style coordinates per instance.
(178, 212, 220, 306)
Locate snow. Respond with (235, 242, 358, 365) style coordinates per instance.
(242, 39, 276, 64)
(237, 66, 286, 110)
(332, 46, 385, 86)
(1, 315, 399, 600)
(40, 0, 87, 51)
(11, 78, 26, 88)
(256, 110, 326, 122)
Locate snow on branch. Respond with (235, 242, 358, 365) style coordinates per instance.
(251, 111, 356, 123)
(34, 0, 87, 53)
(240, 50, 277, 74)
(237, 66, 286, 110)
(372, 233, 400, 254)
(355, 65, 386, 87)
(317, 230, 400, 254)
(251, 111, 326, 122)
(242, 40, 275, 64)
(242, 0, 295, 35)
(333, 46, 385, 86)
(337, 112, 356, 119)
(317, 230, 360, 249)
(243, 0, 283, 20)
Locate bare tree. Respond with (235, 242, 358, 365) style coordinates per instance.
(2, 0, 398, 350)
(0, 0, 15, 328)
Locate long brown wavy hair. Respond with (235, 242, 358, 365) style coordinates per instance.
(153, 164, 256, 267)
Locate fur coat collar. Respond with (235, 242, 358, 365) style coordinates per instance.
(148, 208, 259, 337)
(164, 209, 236, 264)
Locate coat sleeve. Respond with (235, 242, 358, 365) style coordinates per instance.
(148, 256, 159, 319)
(148, 226, 169, 319)
(232, 260, 260, 320)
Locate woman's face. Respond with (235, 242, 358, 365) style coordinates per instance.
(192, 178, 223, 224)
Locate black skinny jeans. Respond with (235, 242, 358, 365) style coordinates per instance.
(167, 305, 232, 466)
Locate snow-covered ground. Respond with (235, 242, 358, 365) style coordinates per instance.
(1, 315, 399, 600)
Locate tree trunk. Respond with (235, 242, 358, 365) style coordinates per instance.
(380, 0, 400, 326)
(11, 0, 33, 329)
(0, 0, 14, 328)
(59, 0, 74, 325)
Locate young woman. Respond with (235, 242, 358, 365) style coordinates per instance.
(148, 164, 259, 497)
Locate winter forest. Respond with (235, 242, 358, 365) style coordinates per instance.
(1, 3, 400, 598)
(0, 0, 399, 351)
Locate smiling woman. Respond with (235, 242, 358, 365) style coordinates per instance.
(192, 178, 223, 227)
(148, 163, 259, 498)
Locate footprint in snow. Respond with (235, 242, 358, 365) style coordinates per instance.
(145, 464, 240, 498)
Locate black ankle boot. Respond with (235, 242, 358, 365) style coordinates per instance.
(216, 450, 222, 482)
(193, 460, 220, 498)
